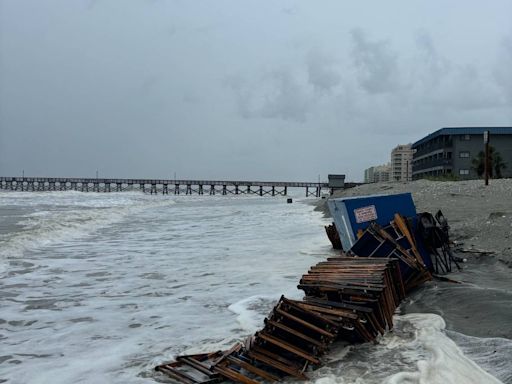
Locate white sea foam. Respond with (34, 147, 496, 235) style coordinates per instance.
(228, 294, 280, 333)
(0, 192, 176, 273)
(309, 313, 505, 384)
(0, 192, 507, 384)
(383, 314, 502, 384)
(0, 192, 330, 383)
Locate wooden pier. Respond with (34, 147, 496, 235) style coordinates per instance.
(0, 177, 356, 197)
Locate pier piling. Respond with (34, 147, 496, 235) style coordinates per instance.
(0, 177, 349, 197)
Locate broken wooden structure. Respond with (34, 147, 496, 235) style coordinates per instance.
(156, 258, 404, 384)
(324, 223, 343, 250)
(155, 210, 451, 384)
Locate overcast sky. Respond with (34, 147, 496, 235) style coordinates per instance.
(1, 0, 511, 182)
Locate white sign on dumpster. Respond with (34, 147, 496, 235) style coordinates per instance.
(354, 205, 378, 223)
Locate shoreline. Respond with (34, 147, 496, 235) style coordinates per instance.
(314, 179, 512, 340)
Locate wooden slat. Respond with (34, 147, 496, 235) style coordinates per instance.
(257, 332, 320, 364)
(214, 365, 261, 384)
(247, 349, 307, 379)
(226, 356, 280, 382)
(156, 365, 198, 384)
(266, 319, 325, 347)
(275, 308, 335, 338)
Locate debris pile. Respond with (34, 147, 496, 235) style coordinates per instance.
(348, 214, 432, 291)
(156, 258, 405, 384)
(154, 193, 457, 384)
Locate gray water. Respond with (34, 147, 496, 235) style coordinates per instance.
(0, 191, 510, 384)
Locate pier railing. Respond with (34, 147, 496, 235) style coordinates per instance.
(0, 177, 346, 197)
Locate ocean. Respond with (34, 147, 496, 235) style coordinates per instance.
(0, 191, 510, 384)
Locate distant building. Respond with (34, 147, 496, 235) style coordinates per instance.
(391, 144, 414, 182)
(364, 164, 391, 183)
(412, 127, 512, 180)
(328, 174, 346, 189)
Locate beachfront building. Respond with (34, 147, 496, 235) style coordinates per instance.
(391, 144, 414, 182)
(412, 127, 512, 180)
(364, 164, 391, 183)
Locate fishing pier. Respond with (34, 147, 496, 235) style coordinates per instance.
(0, 176, 354, 197)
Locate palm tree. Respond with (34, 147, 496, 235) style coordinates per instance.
(471, 146, 507, 179)
(494, 152, 507, 178)
(471, 151, 486, 177)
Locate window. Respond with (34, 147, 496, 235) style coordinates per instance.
(459, 151, 470, 158)
(459, 169, 470, 175)
(460, 134, 471, 141)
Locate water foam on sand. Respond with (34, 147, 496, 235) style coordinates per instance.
(384, 314, 502, 384)
(1, 190, 508, 383)
(310, 313, 504, 384)
(228, 295, 280, 333)
(0, 191, 175, 273)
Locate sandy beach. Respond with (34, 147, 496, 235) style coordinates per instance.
(317, 178, 512, 266)
(316, 179, 512, 381)
(316, 179, 512, 383)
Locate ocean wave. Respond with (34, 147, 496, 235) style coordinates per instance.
(310, 313, 504, 384)
(228, 295, 280, 333)
(0, 193, 176, 274)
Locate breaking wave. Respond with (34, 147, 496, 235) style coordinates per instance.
(311, 313, 504, 384)
(0, 191, 175, 274)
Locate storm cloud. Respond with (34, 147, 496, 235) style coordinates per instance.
(1, 1, 511, 181)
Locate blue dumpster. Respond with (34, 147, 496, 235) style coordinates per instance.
(327, 193, 417, 251)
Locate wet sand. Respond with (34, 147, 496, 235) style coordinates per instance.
(316, 179, 512, 341)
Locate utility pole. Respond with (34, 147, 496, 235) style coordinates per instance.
(96, 169, 99, 179)
(484, 130, 490, 186)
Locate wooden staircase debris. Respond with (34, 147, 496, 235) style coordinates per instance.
(155, 211, 451, 384)
(155, 258, 405, 384)
(324, 223, 343, 250)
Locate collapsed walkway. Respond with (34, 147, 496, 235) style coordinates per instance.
(154, 208, 447, 384)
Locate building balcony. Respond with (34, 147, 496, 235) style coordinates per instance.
(412, 158, 452, 172)
(413, 140, 453, 158)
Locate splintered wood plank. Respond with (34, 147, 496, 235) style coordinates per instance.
(225, 356, 280, 382)
(265, 318, 325, 347)
(214, 365, 261, 384)
(176, 357, 215, 376)
(156, 365, 199, 384)
(248, 349, 307, 379)
(275, 308, 334, 338)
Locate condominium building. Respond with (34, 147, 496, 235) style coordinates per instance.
(364, 164, 391, 183)
(411, 127, 512, 180)
(391, 144, 414, 182)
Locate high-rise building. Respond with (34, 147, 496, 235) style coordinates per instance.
(364, 164, 391, 183)
(391, 144, 414, 182)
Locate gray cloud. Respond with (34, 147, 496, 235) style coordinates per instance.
(257, 71, 311, 122)
(1, 1, 511, 182)
(494, 36, 512, 103)
(306, 49, 341, 92)
(225, 70, 312, 123)
(413, 30, 451, 87)
(350, 29, 400, 94)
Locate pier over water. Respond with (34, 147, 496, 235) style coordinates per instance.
(0, 177, 354, 197)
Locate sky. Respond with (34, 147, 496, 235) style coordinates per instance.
(1, 0, 511, 182)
